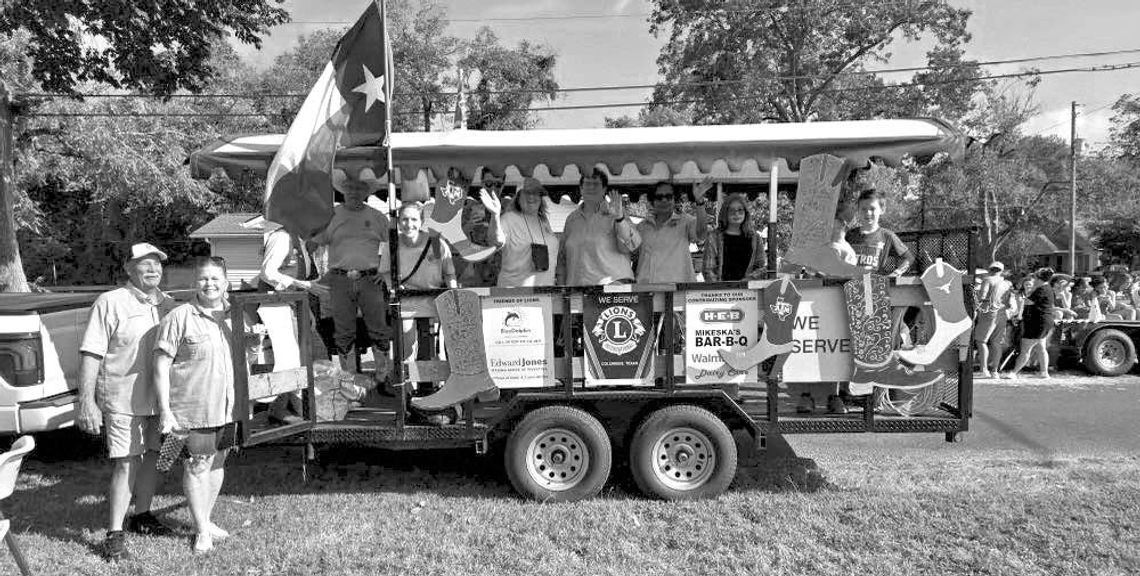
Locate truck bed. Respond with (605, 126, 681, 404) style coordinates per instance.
(0, 293, 99, 315)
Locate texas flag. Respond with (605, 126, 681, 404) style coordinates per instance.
(264, 0, 393, 238)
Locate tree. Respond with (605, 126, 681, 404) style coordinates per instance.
(458, 28, 558, 130)
(1096, 216, 1140, 267)
(248, 3, 557, 133)
(647, 0, 976, 124)
(12, 39, 275, 286)
(605, 106, 691, 128)
(0, 1, 288, 292)
(0, 1, 288, 96)
(1108, 93, 1140, 163)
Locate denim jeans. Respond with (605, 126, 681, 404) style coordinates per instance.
(328, 274, 391, 353)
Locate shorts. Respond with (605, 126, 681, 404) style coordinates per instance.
(104, 413, 162, 459)
(185, 423, 239, 456)
(972, 311, 1004, 344)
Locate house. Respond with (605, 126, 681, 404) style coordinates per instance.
(189, 213, 272, 288)
(1027, 224, 1100, 275)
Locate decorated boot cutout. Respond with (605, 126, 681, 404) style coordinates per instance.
(844, 273, 944, 396)
(425, 172, 496, 262)
(781, 154, 864, 278)
(411, 289, 500, 412)
(719, 277, 801, 371)
(895, 259, 973, 366)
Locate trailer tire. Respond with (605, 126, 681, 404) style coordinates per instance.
(629, 405, 737, 500)
(504, 406, 611, 502)
(1083, 329, 1136, 376)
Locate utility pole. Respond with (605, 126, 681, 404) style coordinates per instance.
(1069, 101, 1078, 276)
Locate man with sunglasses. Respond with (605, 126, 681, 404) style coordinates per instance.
(635, 179, 711, 283)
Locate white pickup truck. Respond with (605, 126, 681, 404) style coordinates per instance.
(0, 292, 99, 434)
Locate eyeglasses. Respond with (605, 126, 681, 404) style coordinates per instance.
(653, 195, 675, 202)
(483, 180, 503, 189)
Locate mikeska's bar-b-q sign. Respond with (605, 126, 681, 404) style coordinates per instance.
(583, 293, 656, 386)
(684, 289, 759, 384)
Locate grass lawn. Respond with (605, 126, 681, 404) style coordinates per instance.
(4, 431, 1138, 576)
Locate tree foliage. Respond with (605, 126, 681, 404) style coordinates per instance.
(0, 0, 289, 96)
(458, 28, 558, 130)
(647, 0, 976, 124)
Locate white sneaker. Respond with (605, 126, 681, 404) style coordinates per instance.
(193, 532, 213, 552)
(977, 370, 993, 379)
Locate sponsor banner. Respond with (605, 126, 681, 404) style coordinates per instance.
(583, 292, 656, 386)
(481, 295, 555, 388)
(684, 289, 759, 384)
(782, 286, 854, 382)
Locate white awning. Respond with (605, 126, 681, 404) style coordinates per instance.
(189, 118, 964, 183)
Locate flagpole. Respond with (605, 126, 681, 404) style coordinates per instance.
(377, 0, 406, 427)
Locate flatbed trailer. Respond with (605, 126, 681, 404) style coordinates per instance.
(195, 119, 975, 501)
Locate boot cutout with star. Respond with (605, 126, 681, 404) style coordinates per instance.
(895, 260, 973, 366)
(425, 181, 496, 262)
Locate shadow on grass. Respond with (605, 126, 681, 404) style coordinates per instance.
(10, 426, 834, 544)
(8, 428, 119, 554)
(973, 408, 1057, 461)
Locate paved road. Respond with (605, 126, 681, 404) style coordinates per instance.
(787, 371, 1140, 461)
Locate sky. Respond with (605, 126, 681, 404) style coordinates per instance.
(233, 0, 1140, 145)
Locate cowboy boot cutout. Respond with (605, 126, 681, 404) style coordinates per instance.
(719, 277, 800, 371)
(896, 260, 973, 365)
(845, 273, 943, 395)
(782, 155, 862, 278)
(425, 179, 496, 262)
(411, 289, 499, 411)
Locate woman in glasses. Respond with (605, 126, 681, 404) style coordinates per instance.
(486, 177, 560, 287)
(703, 193, 766, 282)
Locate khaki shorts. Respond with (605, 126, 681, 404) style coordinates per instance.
(104, 413, 162, 459)
(973, 310, 1006, 344)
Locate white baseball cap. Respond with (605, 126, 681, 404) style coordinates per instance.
(127, 242, 168, 263)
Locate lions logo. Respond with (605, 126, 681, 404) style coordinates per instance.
(769, 297, 793, 322)
(591, 305, 646, 355)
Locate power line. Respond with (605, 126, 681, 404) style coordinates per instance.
(25, 46, 1140, 101)
(1028, 99, 1119, 137)
(24, 60, 1140, 119)
(281, 1, 955, 25)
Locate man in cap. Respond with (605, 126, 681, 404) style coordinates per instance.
(312, 172, 393, 381)
(973, 261, 1012, 378)
(78, 242, 179, 561)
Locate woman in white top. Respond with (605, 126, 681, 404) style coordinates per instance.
(487, 177, 560, 287)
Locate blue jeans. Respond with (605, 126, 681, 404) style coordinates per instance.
(328, 273, 391, 353)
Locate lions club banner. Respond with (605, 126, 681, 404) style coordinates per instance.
(583, 293, 655, 386)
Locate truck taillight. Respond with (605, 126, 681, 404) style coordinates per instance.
(0, 333, 43, 387)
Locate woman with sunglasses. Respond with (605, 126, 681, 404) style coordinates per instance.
(486, 177, 560, 287)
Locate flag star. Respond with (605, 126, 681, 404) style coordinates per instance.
(352, 64, 386, 113)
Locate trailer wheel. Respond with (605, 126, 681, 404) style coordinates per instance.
(1083, 329, 1136, 376)
(504, 406, 611, 502)
(629, 405, 737, 500)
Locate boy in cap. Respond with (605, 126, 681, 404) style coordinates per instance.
(78, 242, 179, 561)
